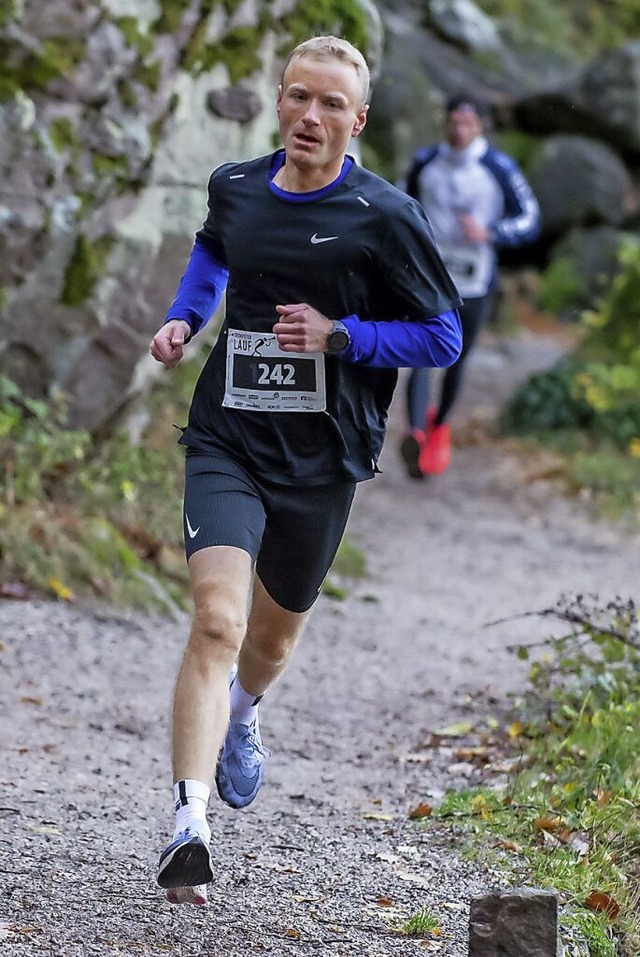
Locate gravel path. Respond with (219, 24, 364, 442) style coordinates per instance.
(1, 326, 638, 956)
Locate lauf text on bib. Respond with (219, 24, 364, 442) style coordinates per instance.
(223, 329, 327, 412)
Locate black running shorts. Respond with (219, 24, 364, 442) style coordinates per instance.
(183, 452, 356, 613)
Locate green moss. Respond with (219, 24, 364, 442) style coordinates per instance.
(480, 0, 640, 55)
(0, 0, 21, 28)
(91, 151, 129, 180)
(183, 22, 271, 81)
(0, 78, 19, 101)
(154, 0, 192, 34)
(115, 16, 155, 59)
(60, 234, 115, 307)
(149, 115, 166, 147)
(48, 117, 77, 153)
(117, 78, 138, 110)
(0, 36, 84, 94)
(278, 0, 369, 55)
(136, 58, 162, 92)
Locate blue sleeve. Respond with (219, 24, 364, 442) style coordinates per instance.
(164, 236, 229, 336)
(482, 150, 540, 248)
(341, 310, 462, 368)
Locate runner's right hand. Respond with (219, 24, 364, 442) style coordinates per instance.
(150, 320, 191, 368)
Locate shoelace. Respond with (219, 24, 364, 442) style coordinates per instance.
(238, 725, 271, 762)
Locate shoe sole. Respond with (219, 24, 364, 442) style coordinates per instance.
(400, 435, 424, 479)
(157, 839, 213, 888)
(166, 884, 208, 906)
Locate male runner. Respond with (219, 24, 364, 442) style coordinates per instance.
(150, 34, 462, 905)
(400, 94, 540, 477)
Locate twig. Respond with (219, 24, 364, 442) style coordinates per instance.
(485, 607, 638, 649)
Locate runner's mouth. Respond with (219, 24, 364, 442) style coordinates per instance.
(293, 133, 321, 146)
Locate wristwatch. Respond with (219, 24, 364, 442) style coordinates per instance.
(326, 320, 351, 355)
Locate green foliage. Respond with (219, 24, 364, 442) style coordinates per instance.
(0, 0, 21, 28)
(478, 0, 640, 55)
(492, 131, 544, 177)
(0, 373, 188, 607)
(0, 377, 91, 503)
(397, 906, 441, 936)
(501, 361, 593, 433)
(502, 240, 640, 516)
(538, 257, 583, 315)
(427, 596, 640, 955)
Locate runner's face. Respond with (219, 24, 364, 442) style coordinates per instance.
(446, 108, 483, 150)
(276, 56, 368, 182)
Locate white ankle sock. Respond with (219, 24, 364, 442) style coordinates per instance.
(173, 779, 210, 843)
(229, 673, 263, 727)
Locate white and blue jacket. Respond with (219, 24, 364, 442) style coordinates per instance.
(404, 136, 540, 297)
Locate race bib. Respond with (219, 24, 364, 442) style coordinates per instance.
(439, 243, 493, 297)
(223, 328, 326, 412)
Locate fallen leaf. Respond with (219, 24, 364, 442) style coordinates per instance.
(433, 721, 474, 737)
(585, 891, 620, 920)
(594, 788, 613, 808)
(284, 928, 301, 939)
(533, 816, 564, 834)
(20, 696, 43, 706)
(492, 838, 521, 853)
(47, 578, 74, 602)
(470, 794, 491, 820)
(409, 801, 433, 819)
(376, 897, 395, 907)
(507, 721, 525, 738)
(568, 832, 590, 857)
(454, 746, 491, 763)
(362, 812, 392, 821)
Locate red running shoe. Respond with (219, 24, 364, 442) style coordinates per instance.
(419, 416, 451, 475)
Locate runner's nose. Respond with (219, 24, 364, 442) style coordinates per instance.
(302, 100, 321, 125)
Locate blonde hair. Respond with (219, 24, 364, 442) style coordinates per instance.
(282, 35, 370, 104)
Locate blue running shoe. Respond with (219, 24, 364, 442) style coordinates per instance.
(215, 716, 271, 809)
(157, 827, 213, 889)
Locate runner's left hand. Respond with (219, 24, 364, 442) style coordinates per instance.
(274, 303, 333, 352)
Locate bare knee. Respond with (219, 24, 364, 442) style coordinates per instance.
(244, 618, 303, 669)
(189, 585, 247, 667)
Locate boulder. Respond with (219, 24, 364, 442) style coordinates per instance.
(528, 135, 636, 238)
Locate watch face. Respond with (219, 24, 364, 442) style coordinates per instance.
(328, 330, 349, 352)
